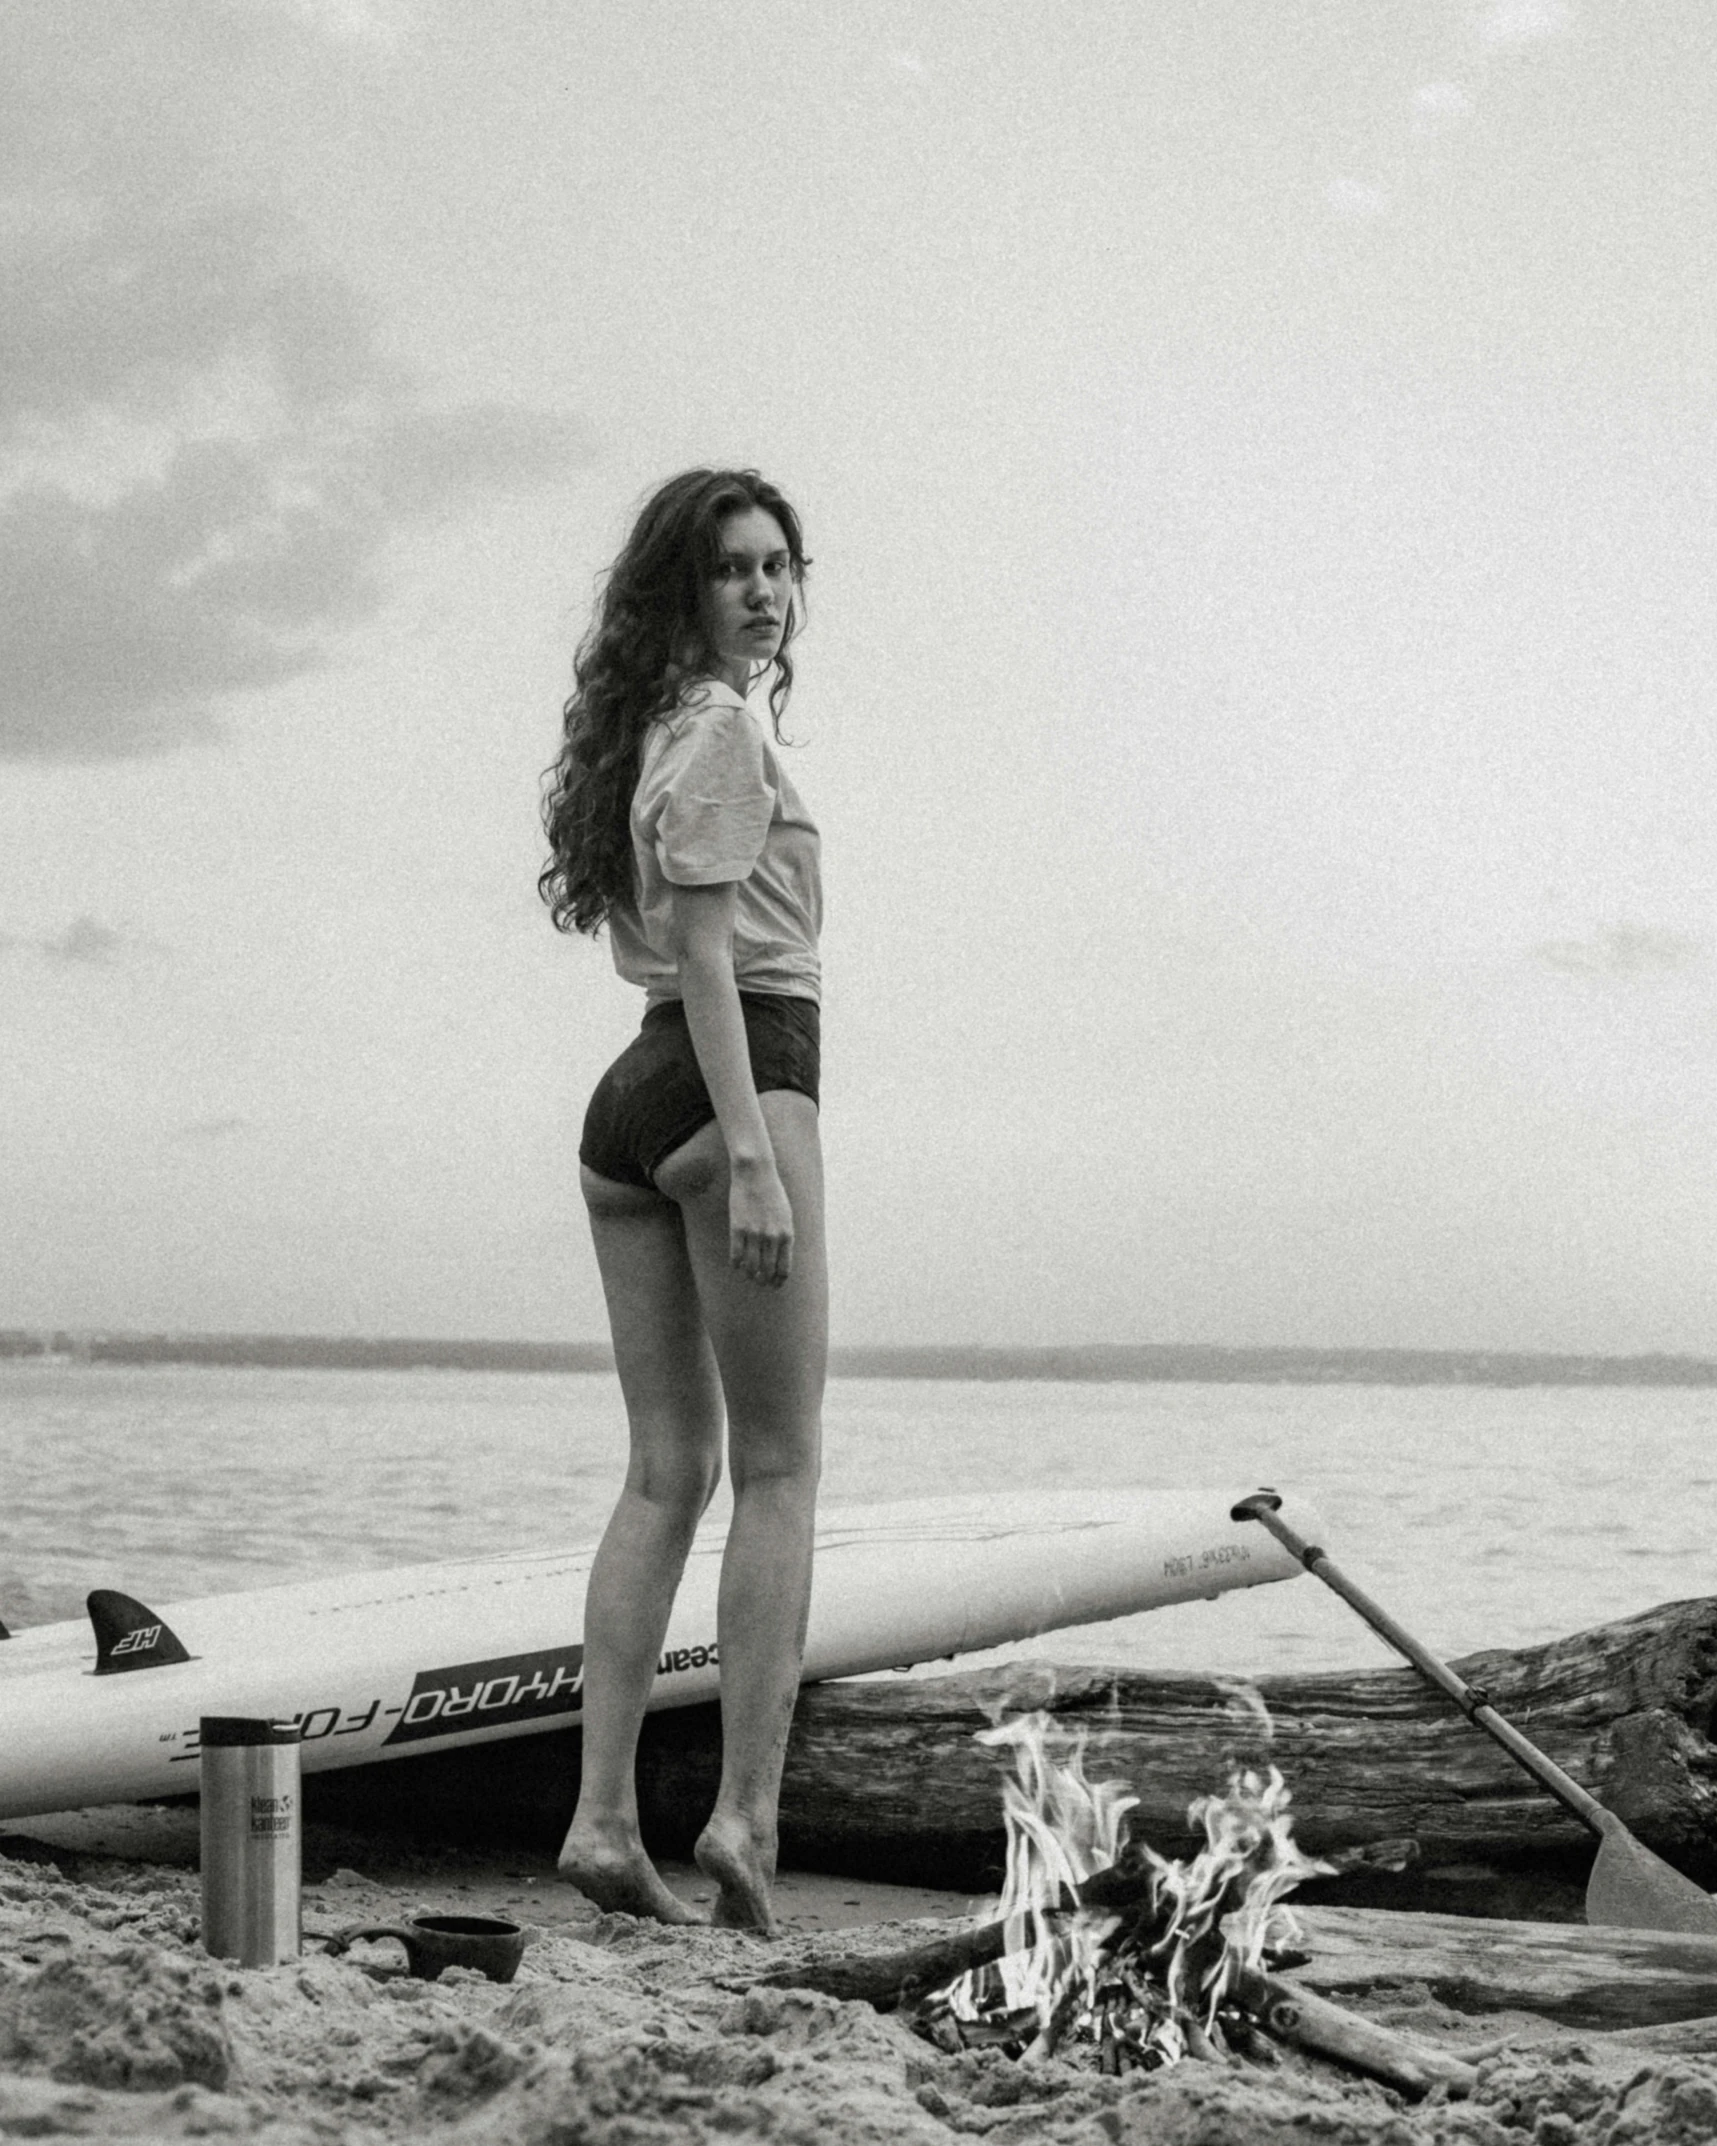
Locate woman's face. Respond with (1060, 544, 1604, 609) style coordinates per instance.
(700, 507, 794, 691)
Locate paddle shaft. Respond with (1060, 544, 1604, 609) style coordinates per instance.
(1233, 1495, 1612, 1840)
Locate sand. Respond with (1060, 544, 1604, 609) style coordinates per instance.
(5, 1810, 1717, 2145)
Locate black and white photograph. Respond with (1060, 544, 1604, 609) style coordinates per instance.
(3, 4, 1716, 2140)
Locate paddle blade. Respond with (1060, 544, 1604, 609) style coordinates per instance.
(1587, 1824, 1717, 1935)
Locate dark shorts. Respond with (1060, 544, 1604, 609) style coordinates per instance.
(579, 993, 821, 1190)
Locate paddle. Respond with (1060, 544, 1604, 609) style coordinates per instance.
(1232, 1490, 1717, 1936)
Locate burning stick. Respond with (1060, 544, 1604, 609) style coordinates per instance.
(1228, 1966, 1478, 2099)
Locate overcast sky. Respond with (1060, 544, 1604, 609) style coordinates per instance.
(3, 0, 1713, 1353)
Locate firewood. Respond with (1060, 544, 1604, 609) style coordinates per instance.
(751, 1847, 1159, 2008)
(1227, 1965, 1478, 2098)
(755, 1873, 1481, 2100)
(758, 1900, 1717, 2056)
(753, 1912, 1011, 2009)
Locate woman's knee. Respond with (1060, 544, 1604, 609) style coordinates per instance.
(728, 1415, 821, 1496)
(626, 1439, 723, 1522)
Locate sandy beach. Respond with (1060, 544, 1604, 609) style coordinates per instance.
(4, 1808, 1716, 2145)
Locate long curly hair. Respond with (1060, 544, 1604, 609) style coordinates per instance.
(539, 468, 810, 936)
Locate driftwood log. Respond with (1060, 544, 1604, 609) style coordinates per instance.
(1290, 1905, 1717, 2032)
(306, 1594, 1717, 1916)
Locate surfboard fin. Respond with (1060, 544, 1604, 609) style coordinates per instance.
(87, 1589, 192, 1674)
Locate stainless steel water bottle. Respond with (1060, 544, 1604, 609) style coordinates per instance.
(200, 1716, 301, 1966)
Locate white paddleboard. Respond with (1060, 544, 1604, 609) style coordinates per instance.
(0, 1486, 1319, 1822)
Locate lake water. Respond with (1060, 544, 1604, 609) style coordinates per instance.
(3, 1362, 1713, 1679)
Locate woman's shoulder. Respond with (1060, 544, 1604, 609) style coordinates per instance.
(670, 674, 754, 725)
(637, 678, 766, 795)
(646, 678, 758, 753)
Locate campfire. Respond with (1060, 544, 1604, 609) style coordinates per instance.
(911, 1711, 1330, 2072)
(760, 1708, 1482, 2101)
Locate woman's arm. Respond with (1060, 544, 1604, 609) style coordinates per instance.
(668, 880, 793, 1288)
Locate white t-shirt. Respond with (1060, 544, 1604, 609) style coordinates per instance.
(607, 679, 822, 1005)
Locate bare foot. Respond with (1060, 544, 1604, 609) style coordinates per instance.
(694, 1811, 779, 1936)
(557, 1823, 705, 1926)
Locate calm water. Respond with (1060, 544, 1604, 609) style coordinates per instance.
(3, 1362, 1714, 1678)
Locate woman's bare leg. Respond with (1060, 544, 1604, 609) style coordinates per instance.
(654, 1090, 826, 1936)
(556, 1166, 723, 1923)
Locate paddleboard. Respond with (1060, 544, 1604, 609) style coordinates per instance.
(0, 1486, 1320, 1822)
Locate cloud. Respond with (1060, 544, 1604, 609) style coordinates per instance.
(0, 24, 588, 763)
(1476, 0, 1574, 49)
(1, 914, 161, 965)
(1325, 178, 1392, 222)
(278, 0, 417, 46)
(1328, 4, 1571, 221)
(171, 1114, 249, 1143)
(1412, 81, 1476, 137)
(1533, 923, 1709, 978)
(39, 915, 130, 966)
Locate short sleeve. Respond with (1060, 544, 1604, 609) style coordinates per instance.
(639, 697, 775, 886)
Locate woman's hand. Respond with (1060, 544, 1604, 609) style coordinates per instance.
(669, 883, 794, 1287)
(729, 1154, 794, 1287)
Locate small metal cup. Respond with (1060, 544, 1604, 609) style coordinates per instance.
(326, 1913, 527, 1983)
(199, 1717, 302, 1967)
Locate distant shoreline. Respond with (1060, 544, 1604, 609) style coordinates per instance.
(4, 1329, 1716, 1387)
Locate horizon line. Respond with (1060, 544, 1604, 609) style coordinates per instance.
(5, 1328, 1716, 1387)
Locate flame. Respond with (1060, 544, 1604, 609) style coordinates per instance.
(1150, 1762, 1328, 2030)
(946, 1713, 1135, 2035)
(925, 1710, 1330, 2071)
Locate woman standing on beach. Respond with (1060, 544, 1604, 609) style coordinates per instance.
(538, 469, 824, 1936)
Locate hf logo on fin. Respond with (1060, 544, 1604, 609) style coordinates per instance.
(87, 1590, 193, 1675)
